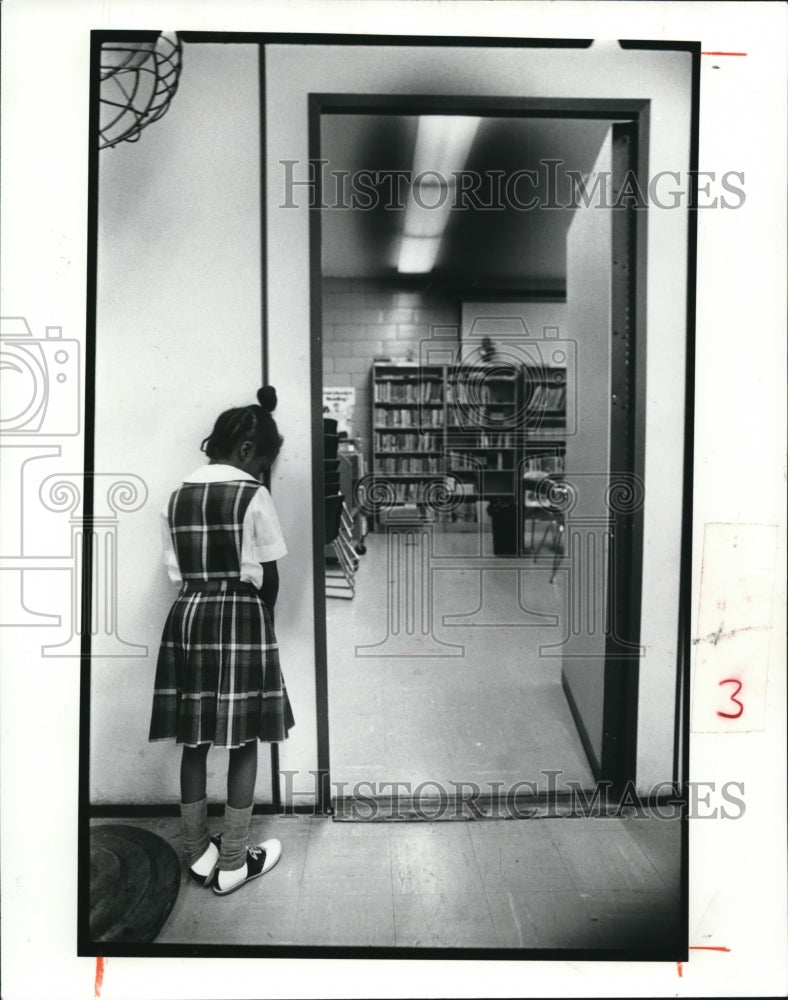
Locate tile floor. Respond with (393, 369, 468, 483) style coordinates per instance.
(326, 530, 595, 793)
(92, 811, 683, 953)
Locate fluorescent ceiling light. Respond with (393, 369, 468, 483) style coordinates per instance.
(397, 115, 481, 274)
(412, 115, 481, 179)
(402, 194, 453, 239)
(397, 236, 442, 274)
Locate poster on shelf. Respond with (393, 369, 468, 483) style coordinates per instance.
(323, 387, 356, 436)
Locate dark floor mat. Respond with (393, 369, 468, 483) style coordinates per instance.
(90, 824, 181, 943)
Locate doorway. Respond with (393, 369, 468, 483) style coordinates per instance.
(309, 98, 647, 815)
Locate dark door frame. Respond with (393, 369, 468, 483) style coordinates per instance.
(306, 93, 654, 811)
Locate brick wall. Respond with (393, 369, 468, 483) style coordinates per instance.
(322, 278, 460, 461)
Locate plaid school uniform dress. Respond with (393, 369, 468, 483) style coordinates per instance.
(149, 466, 294, 748)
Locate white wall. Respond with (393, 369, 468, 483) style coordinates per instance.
(91, 45, 271, 803)
(460, 302, 569, 346)
(323, 280, 461, 472)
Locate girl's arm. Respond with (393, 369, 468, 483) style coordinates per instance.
(260, 560, 279, 619)
(161, 504, 182, 584)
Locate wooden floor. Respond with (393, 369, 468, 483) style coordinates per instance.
(91, 811, 683, 952)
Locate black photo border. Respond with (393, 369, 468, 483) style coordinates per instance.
(80, 30, 699, 962)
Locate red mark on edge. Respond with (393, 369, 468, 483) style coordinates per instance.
(717, 678, 744, 719)
(701, 52, 748, 56)
(678, 947, 731, 976)
(95, 957, 105, 998)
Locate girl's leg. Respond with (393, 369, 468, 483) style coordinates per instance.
(179, 744, 214, 868)
(216, 741, 258, 880)
(227, 739, 258, 809)
(181, 743, 210, 803)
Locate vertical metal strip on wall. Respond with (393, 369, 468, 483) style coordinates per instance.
(600, 120, 644, 789)
(258, 45, 284, 814)
(308, 95, 332, 814)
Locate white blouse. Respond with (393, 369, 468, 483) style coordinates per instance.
(161, 464, 287, 588)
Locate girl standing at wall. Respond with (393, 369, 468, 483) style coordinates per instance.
(149, 386, 294, 896)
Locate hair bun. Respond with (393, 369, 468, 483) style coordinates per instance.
(257, 386, 277, 412)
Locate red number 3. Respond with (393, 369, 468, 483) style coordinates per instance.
(717, 678, 744, 719)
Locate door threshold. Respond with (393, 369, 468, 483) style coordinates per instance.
(331, 788, 633, 822)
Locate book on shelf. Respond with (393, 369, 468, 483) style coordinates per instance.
(483, 431, 514, 448)
(373, 378, 444, 404)
(375, 431, 440, 452)
(376, 407, 444, 428)
(446, 380, 515, 406)
(447, 450, 482, 471)
(527, 383, 566, 410)
(523, 453, 566, 474)
(378, 456, 443, 474)
(447, 450, 507, 471)
(446, 405, 484, 429)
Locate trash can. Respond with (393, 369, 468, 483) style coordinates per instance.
(488, 501, 520, 555)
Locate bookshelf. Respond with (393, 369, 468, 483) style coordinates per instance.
(371, 362, 445, 509)
(521, 365, 567, 477)
(370, 361, 567, 524)
(445, 364, 521, 503)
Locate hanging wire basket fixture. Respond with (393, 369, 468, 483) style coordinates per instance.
(99, 32, 183, 150)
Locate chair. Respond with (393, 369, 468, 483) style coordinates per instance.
(323, 416, 358, 598)
(337, 441, 368, 555)
(522, 471, 567, 583)
(324, 493, 357, 598)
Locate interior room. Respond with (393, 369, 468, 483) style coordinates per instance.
(320, 112, 613, 802)
(86, 37, 691, 953)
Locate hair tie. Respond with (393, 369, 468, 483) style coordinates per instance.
(257, 386, 277, 413)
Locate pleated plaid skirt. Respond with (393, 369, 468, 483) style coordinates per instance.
(149, 582, 295, 748)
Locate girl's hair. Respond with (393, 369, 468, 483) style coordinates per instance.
(201, 387, 284, 463)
